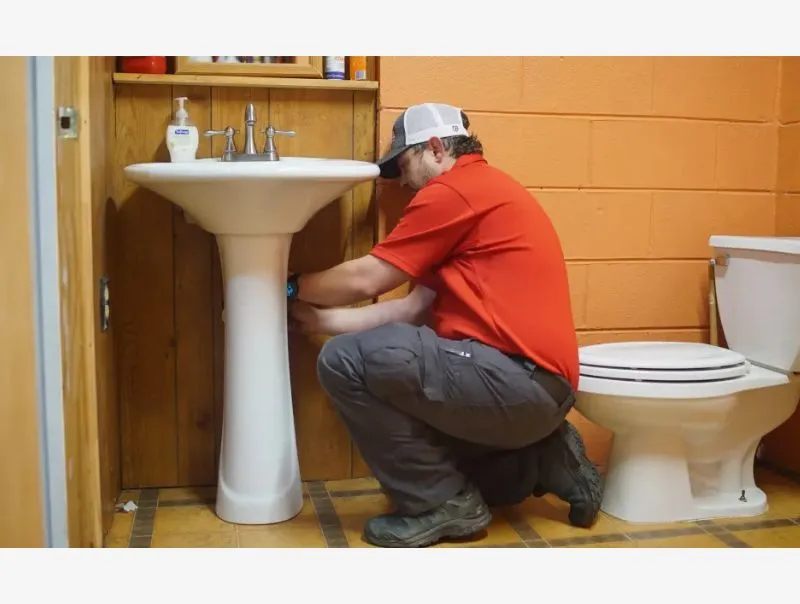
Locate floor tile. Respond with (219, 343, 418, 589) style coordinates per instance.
(565, 540, 636, 548)
(610, 518, 701, 536)
(238, 497, 327, 548)
(325, 477, 380, 493)
(154, 504, 235, 536)
(158, 486, 216, 504)
(732, 525, 800, 548)
(104, 511, 135, 547)
(635, 534, 728, 548)
(151, 531, 237, 548)
(104, 467, 800, 548)
(117, 489, 140, 504)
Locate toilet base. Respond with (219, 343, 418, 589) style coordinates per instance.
(602, 485, 768, 524)
(600, 429, 768, 524)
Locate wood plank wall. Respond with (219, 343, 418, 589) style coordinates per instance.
(110, 84, 378, 489)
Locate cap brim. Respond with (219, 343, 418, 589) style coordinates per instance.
(376, 145, 407, 179)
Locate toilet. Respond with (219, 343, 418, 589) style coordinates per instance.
(575, 235, 800, 524)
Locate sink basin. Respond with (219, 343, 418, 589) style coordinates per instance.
(125, 157, 380, 235)
(124, 156, 380, 525)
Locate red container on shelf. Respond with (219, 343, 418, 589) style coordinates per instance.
(118, 56, 168, 74)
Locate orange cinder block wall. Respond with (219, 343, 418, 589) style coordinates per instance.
(777, 57, 800, 234)
(375, 57, 782, 468)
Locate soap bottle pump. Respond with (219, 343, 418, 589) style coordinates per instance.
(166, 96, 199, 162)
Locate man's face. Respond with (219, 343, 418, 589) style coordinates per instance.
(397, 141, 442, 191)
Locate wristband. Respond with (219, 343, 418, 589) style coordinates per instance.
(286, 273, 300, 300)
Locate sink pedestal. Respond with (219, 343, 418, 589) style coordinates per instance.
(214, 233, 303, 524)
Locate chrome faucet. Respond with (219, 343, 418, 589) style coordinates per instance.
(242, 103, 258, 156)
(204, 103, 296, 162)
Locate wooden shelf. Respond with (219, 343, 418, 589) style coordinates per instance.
(112, 72, 379, 91)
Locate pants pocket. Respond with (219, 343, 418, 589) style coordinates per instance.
(359, 323, 424, 401)
(417, 326, 448, 403)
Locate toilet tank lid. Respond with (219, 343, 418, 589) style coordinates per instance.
(709, 235, 800, 255)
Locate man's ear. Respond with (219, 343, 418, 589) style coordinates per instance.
(428, 136, 446, 162)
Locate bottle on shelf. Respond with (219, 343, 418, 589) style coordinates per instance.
(348, 56, 367, 80)
(324, 56, 346, 80)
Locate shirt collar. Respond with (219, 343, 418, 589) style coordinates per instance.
(453, 153, 487, 170)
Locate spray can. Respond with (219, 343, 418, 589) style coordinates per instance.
(349, 56, 367, 80)
(324, 56, 345, 80)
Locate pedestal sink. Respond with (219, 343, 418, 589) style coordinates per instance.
(124, 157, 379, 524)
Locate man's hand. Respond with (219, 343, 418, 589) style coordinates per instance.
(288, 300, 324, 335)
(288, 284, 436, 337)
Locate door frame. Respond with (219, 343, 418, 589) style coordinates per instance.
(29, 56, 71, 548)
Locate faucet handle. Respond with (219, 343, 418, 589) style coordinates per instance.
(205, 126, 238, 161)
(262, 125, 296, 138)
(261, 125, 296, 160)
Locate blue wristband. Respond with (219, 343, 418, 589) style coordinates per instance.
(286, 274, 299, 299)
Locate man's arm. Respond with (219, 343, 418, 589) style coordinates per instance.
(294, 183, 474, 308)
(291, 284, 436, 336)
(296, 254, 412, 307)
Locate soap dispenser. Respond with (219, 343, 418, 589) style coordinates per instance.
(166, 96, 199, 162)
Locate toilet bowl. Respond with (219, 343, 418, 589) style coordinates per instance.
(575, 235, 800, 524)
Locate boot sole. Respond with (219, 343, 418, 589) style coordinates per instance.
(562, 422, 604, 528)
(363, 507, 493, 548)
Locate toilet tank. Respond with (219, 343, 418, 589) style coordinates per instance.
(709, 235, 800, 374)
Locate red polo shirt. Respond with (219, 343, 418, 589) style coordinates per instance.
(370, 154, 578, 390)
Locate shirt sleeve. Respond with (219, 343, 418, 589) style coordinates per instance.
(369, 183, 476, 279)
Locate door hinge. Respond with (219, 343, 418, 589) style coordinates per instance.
(57, 106, 79, 139)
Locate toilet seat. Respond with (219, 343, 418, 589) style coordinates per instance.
(579, 341, 750, 383)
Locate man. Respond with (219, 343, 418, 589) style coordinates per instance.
(287, 102, 603, 548)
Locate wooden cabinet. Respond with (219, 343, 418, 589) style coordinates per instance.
(175, 56, 324, 78)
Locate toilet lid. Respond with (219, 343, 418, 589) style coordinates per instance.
(579, 341, 750, 382)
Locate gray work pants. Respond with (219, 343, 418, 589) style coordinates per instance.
(316, 322, 575, 515)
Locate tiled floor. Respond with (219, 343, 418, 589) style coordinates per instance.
(105, 463, 800, 548)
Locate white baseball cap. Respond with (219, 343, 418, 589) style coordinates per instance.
(377, 102, 470, 178)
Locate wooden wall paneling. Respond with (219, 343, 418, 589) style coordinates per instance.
(350, 90, 378, 478)
(270, 89, 357, 480)
(87, 56, 120, 537)
(172, 85, 217, 485)
(112, 84, 178, 488)
(212, 240, 225, 477)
